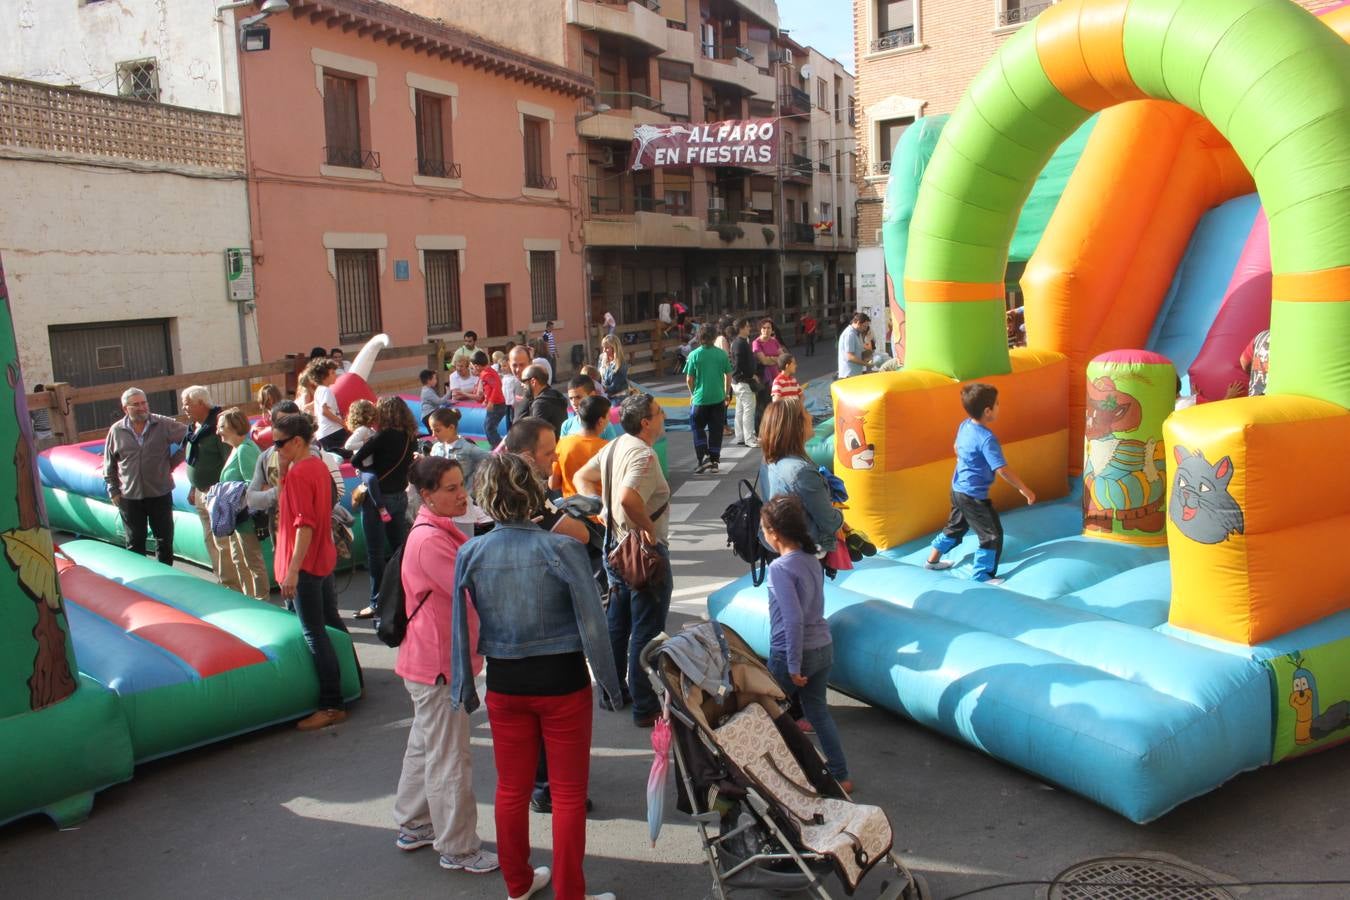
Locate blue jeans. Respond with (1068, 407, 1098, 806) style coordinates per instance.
(295, 570, 347, 710)
(769, 644, 849, 780)
(362, 488, 410, 613)
(357, 470, 385, 511)
(484, 403, 508, 449)
(690, 401, 727, 464)
(605, 543, 672, 721)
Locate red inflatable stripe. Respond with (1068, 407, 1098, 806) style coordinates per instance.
(56, 559, 267, 677)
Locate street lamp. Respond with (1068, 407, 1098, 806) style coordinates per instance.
(215, 0, 290, 52)
(575, 102, 613, 124)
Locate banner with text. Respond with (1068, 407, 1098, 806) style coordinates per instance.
(630, 118, 778, 171)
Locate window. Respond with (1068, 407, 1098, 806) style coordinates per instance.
(529, 251, 558, 322)
(415, 91, 456, 178)
(485, 284, 510, 337)
(663, 171, 692, 215)
(876, 116, 914, 174)
(848, 95, 857, 126)
(334, 250, 382, 342)
(324, 72, 376, 169)
(873, 0, 917, 52)
(817, 78, 828, 111)
(116, 58, 159, 102)
(819, 140, 830, 172)
(999, 0, 1054, 27)
(523, 117, 554, 190)
(822, 203, 832, 230)
(424, 250, 462, 332)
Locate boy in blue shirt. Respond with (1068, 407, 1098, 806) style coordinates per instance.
(925, 383, 1035, 584)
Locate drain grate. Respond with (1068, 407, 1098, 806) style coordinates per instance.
(1048, 856, 1236, 900)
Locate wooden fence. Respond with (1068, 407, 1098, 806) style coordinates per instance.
(24, 334, 529, 446)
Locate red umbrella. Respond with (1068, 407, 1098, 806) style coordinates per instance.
(646, 714, 673, 847)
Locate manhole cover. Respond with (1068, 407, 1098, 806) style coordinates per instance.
(1048, 856, 1235, 900)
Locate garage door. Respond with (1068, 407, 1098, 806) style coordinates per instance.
(49, 319, 175, 433)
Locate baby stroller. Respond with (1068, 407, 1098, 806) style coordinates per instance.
(642, 622, 928, 899)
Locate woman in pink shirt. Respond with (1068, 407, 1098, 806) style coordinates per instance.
(392, 456, 498, 874)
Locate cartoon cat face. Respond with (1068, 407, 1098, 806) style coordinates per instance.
(1168, 445, 1244, 544)
(1085, 375, 1143, 441)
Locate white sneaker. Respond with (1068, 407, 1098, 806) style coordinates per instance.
(441, 848, 499, 873)
(983, 577, 1006, 586)
(508, 866, 551, 900)
(586, 894, 617, 900)
(924, 560, 954, 571)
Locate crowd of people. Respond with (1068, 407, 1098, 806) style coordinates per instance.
(91, 302, 1288, 897)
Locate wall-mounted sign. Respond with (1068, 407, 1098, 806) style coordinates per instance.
(226, 248, 254, 301)
(630, 118, 778, 171)
(394, 259, 410, 281)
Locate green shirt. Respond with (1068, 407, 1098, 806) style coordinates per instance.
(684, 345, 732, 406)
(220, 439, 261, 485)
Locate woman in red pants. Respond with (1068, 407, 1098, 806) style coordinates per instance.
(449, 453, 622, 900)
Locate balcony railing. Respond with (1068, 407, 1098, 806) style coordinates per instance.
(525, 171, 558, 190)
(870, 26, 915, 53)
(786, 223, 817, 244)
(325, 146, 380, 170)
(589, 194, 666, 216)
(594, 90, 664, 113)
(779, 85, 810, 115)
(998, 1, 1054, 27)
(784, 152, 812, 180)
(819, 160, 831, 173)
(873, 160, 892, 176)
(417, 157, 461, 179)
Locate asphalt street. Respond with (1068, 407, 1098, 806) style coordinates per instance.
(4, 345, 1350, 899)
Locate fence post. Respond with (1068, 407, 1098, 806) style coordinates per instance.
(431, 340, 445, 372)
(651, 321, 665, 377)
(47, 383, 80, 445)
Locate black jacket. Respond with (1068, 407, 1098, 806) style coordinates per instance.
(730, 336, 756, 383)
(528, 386, 569, 437)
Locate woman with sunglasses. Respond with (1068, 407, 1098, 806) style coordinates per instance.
(272, 412, 352, 731)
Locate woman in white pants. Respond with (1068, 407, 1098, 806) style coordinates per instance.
(392, 456, 499, 876)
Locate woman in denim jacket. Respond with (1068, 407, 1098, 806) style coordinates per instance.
(451, 453, 621, 900)
(760, 399, 842, 555)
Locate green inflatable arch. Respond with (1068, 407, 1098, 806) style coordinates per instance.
(902, 0, 1350, 407)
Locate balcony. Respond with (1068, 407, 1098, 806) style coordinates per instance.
(694, 50, 775, 100)
(779, 85, 810, 116)
(869, 26, 916, 54)
(728, 0, 779, 29)
(576, 98, 669, 141)
(785, 223, 817, 244)
(565, 0, 667, 53)
(784, 153, 812, 182)
(998, 1, 1054, 27)
(417, 157, 461, 179)
(818, 159, 830, 174)
(325, 146, 380, 170)
(584, 209, 776, 250)
(873, 160, 892, 176)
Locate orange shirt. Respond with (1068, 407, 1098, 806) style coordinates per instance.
(552, 434, 610, 497)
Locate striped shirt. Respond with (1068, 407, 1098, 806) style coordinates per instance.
(771, 372, 802, 401)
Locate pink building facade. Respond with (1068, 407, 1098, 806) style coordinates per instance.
(238, 0, 592, 366)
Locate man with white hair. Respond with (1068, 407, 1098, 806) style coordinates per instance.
(103, 387, 188, 565)
(182, 385, 240, 591)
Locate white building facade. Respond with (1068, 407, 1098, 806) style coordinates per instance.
(1, 0, 243, 114)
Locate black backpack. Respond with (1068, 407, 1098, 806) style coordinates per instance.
(721, 477, 777, 587)
(375, 523, 433, 648)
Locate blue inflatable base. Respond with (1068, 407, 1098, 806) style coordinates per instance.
(707, 484, 1343, 823)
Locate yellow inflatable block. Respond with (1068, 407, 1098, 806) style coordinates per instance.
(1165, 396, 1350, 644)
(833, 349, 1071, 548)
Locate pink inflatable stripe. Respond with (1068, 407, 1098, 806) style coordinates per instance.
(1188, 209, 1271, 403)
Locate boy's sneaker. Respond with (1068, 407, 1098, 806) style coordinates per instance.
(395, 824, 435, 851)
(925, 560, 954, 571)
(708, 461, 720, 474)
(694, 460, 711, 474)
(440, 848, 500, 874)
(983, 577, 1006, 587)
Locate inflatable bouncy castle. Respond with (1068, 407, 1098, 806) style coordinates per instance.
(712, 0, 1350, 822)
(0, 258, 362, 828)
